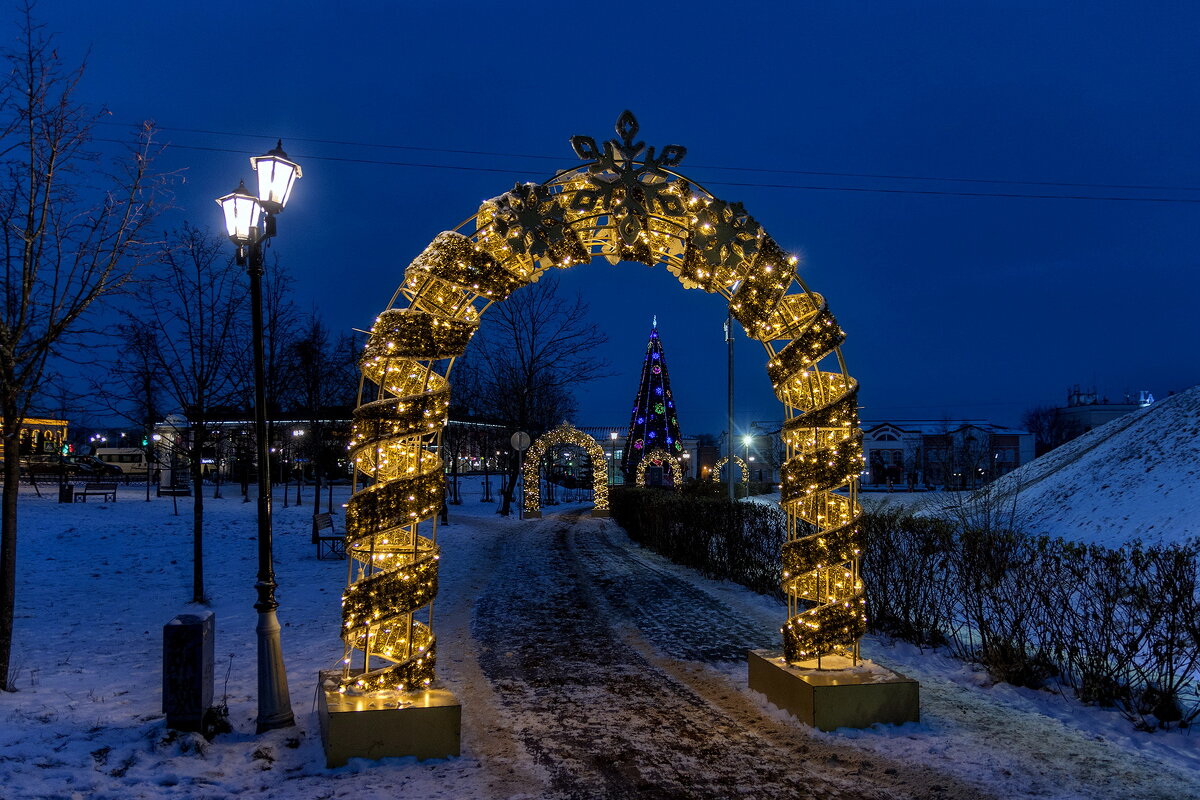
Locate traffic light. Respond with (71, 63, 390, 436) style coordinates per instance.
(142, 437, 149, 446)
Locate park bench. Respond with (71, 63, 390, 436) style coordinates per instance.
(75, 482, 118, 503)
(314, 512, 346, 560)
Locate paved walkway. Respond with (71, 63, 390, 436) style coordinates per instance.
(462, 512, 992, 799)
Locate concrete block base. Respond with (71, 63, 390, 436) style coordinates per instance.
(318, 676, 461, 767)
(524, 510, 541, 519)
(747, 649, 919, 731)
(590, 509, 611, 517)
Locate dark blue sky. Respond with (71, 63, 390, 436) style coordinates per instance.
(35, 1, 1200, 435)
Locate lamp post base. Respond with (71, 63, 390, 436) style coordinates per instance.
(255, 609, 295, 733)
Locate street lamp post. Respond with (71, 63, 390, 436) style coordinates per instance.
(609, 431, 618, 486)
(215, 140, 302, 734)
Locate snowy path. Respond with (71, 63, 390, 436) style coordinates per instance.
(463, 511, 989, 799)
(0, 485, 1196, 799)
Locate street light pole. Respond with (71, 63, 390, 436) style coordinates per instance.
(725, 314, 735, 501)
(216, 140, 302, 734)
(609, 431, 618, 486)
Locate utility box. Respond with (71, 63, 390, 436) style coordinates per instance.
(163, 610, 215, 732)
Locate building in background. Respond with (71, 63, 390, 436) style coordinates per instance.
(1057, 385, 1153, 441)
(0, 417, 69, 463)
(861, 420, 1034, 491)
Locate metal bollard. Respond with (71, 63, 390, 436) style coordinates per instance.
(162, 610, 215, 733)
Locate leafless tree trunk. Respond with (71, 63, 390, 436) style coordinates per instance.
(118, 224, 246, 605)
(288, 311, 356, 540)
(0, 7, 164, 690)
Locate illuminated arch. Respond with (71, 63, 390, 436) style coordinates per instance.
(522, 422, 609, 519)
(338, 111, 864, 694)
(712, 455, 749, 484)
(634, 448, 683, 489)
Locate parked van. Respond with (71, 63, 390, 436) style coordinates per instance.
(95, 447, 149, 476)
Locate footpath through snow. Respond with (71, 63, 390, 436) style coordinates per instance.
(0, 480, 1197, 799)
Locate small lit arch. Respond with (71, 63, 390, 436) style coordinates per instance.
(522, 422, 609, 519)
(712, 454, 749, 484)
(635, 448, 683, 489)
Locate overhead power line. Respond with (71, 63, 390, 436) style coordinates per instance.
(92, 122, 1200, 204)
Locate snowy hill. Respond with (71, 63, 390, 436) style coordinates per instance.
(985, 384, 1200, 547)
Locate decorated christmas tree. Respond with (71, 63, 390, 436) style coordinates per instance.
(621, 317, 684, 482)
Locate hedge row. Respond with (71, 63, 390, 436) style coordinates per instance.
(610, 487, 784, 597)
(862, 508, 1200, 731)
(609, 488, 1200, 731)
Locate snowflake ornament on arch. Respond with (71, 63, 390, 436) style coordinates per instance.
(569, 110, 689, 246)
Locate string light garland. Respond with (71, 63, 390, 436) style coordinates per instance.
(712, 455, 749, 484)
(522, 422, 609, 516)
(337, 111, 866, 698)
(635, 448, 684, 489)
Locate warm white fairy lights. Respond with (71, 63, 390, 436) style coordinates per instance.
(635, 448, 684, 489)
(335, 113, 867, 697)
(712, 455, 749, 485)
(522, 422, 610, 516)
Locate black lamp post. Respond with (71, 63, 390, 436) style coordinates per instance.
(215, 140, 302, 734)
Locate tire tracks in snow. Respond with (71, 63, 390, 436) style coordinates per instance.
(564, 516, 999, 800)
(471, 512, 991, 799)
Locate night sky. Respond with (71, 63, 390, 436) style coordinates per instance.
(33, 1, 1200, 436)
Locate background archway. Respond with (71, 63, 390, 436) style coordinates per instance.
(634, 448, 683, 489)
(712, 455, 749, 485)
(522, 422, 609, 518)
(337, 112, 865, 694)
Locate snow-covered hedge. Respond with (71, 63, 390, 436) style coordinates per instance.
(610, 487, 784, 597)
(610, 488, 1199, 732)
(863, 509, 1200, 732)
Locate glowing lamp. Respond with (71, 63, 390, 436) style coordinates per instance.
(250, 140, 303, 214)
(215, 181, 263, 246)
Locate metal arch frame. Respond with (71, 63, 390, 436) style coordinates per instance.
(712, 454, 750, 485)
(341, 112, 865, 696)
(634, 448, 684, 490)
(521, 422, 610, 517)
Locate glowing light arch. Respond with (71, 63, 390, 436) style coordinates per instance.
(338, 111, 865, 694)
(712, 455, 749, 484)
(522, 422, 609, 518)
(634, 448, 684, 489)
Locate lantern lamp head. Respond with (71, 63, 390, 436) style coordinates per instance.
(215, 180, 263, 246)
(250, 140, 302, 214)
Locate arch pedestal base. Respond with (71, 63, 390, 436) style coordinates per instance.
(318, 675, 461, 767)
(747, 650, 919, 731)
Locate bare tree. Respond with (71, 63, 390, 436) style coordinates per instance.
(0, 8, 164, 690)
(118, 224, 246, 604)
(84, 324, 161, 501)
(466, 276, 609, 515)
(287, 311, 356, 536)
(229, 256, 298, 490)
(1020, 405, 1064, 457)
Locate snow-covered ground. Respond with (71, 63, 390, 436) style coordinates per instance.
(1, 477, 1197, 799)
(985, 384, 1200, 547)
